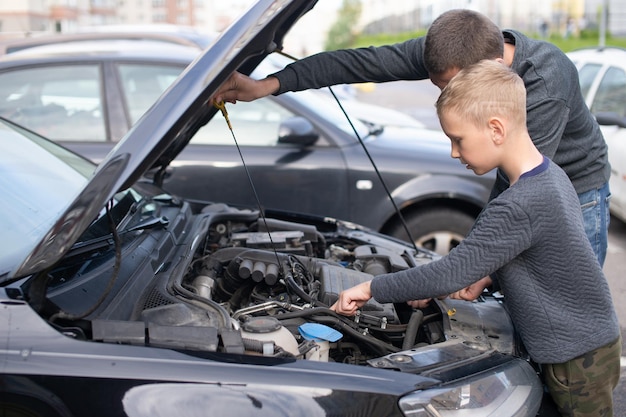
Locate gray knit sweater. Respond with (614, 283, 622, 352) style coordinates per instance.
(271, 30, 610, 195)
(370, 158, 619, 364)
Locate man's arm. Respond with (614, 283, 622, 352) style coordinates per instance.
(272, 37, 429, 94)
(213, 37, 429, 104)
(526, 99, 569, 159)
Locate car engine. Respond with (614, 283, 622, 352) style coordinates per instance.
(183, 213, 437, 364)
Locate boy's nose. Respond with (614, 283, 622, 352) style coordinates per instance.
(450, 145, 460, 159)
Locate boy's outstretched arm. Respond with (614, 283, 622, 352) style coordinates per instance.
(211, 72, 280, 104)
(406, 276, 493, 308)
(331, 281, 373, 316)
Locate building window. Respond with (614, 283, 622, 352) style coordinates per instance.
(152, 12, 167, 22)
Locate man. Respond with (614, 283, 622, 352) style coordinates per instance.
(213, 8, 611, 266)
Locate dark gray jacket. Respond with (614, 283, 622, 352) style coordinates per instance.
(370, 158, 619, 364)
(271, 30, 610, 195)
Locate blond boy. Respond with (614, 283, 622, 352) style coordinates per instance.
(331, 60, 621, 417)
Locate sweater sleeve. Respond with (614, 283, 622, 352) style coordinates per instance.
(526, 97, 569, 159)
(271, 37, 429, 94)
(370, 198, 533, 303)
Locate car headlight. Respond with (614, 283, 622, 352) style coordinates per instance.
(398, 359, 543, 417)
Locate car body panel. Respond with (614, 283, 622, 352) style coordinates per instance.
(0, 289, 424, 417)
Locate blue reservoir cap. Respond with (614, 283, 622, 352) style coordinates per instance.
(298, 323, 343, 342)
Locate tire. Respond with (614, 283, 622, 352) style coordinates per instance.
(388, 208, 476, 255)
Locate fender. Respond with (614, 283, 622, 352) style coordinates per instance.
(369, 173, 494, 231)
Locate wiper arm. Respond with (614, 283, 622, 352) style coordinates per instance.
(126, 215, 170, 232)
(68, 216, 169, 257)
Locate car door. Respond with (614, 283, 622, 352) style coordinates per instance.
(160, 95, 351, 219)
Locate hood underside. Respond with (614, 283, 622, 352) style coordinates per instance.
(11, 0, 318, 279)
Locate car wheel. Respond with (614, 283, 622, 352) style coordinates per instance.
(389, 208, 475, 255)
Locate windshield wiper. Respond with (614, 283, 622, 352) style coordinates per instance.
(67, 215, 169, 257)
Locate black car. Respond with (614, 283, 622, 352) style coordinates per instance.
(0, 36, 495, 256)
(0, 2, 548, 416)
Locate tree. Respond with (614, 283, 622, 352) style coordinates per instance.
(324, 0, 362, 51)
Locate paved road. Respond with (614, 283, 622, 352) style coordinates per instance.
(354, 80, 626, 415)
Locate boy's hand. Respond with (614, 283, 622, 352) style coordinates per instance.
(406, 294, 449, 309)
(406, 276, 493, 308)
(330, 281, 373, 316)
(407, 298, 433, 309)
(449, 276, 493, 301)
(211, 72, 280, 105)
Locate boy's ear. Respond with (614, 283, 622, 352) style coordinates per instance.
(488, 117, 505, 145)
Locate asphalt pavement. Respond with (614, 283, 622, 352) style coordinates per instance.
(354, 79, 626, 416)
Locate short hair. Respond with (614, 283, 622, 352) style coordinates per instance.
(424, 9, 504, 75)
(436, 60, 527, 129)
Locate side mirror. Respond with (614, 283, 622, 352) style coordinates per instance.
(595, 111, 626, 129)
(278, 116, 319, 146)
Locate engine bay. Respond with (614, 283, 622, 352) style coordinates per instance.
(40, 201, 515, 369)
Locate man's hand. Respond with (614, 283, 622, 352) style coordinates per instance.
(449, 276, 492, 301)
(211, 72, 280, 105)
(330, 281, 373, 316)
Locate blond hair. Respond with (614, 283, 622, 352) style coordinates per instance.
(436, 60, 526, 129)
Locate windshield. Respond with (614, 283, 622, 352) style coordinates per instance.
(0, 120, 95, 276)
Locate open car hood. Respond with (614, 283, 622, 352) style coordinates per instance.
(11, 0, 317, 278)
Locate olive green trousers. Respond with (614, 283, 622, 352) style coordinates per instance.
(543, 334, 622, 417)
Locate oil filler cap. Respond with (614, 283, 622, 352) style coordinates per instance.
(241, 316, 282, 333)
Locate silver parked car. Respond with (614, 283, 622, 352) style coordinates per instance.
(568, 47, 626, 224)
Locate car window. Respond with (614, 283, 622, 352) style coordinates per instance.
(591, 66, 626, 117)
(0, 65, 106, 141)
(117, 63, 184, 124)
(191, 96, 296, 145)
(577, 62, 603, 100)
